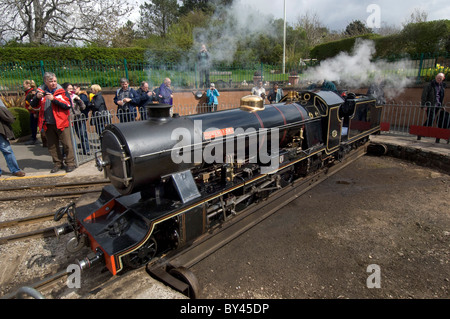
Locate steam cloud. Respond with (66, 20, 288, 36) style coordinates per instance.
(191, 0, 277, 63)
(150, 1, 413, 99)
(303, 39, 414, 98)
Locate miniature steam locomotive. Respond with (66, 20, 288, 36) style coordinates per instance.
(56, 90, 382, 275)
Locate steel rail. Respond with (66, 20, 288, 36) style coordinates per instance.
(0, 226, 63, 245)
(0, 180, 110, 193)
(0, 212, 56, 230)
(0, 188, 103, 202)
(1, 269, 68, 299)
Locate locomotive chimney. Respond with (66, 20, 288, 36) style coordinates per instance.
(146, 103, 173, 122)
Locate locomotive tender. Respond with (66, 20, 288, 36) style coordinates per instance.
(57, 90, 382, 275)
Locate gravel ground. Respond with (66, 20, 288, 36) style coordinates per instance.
(191, 155, 449, 299)
(1, 155, 448, 300)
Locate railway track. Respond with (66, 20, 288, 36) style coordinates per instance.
(0, 180, 109, 193)
(0, 210, 64, 246)
(0, 180, 109, 201)
(0, 182, 108, 245)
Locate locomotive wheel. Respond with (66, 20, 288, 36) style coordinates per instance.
(279, 170, 294, 187)
(169, 267, 200, 299)
(123, 236, 157, 269)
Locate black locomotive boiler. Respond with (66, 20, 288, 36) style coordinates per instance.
(56, 90, 382, 275)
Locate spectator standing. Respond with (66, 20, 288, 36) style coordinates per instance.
(267, 83, 284, 104)
(198, 44, 210, 89)
(419, 72, 446, 142)
(62, 83, 91, 155)
(30, 72, 76, 173)
(0, 99, 26, 177)
(88, 84, 110, 137)
(136, 81, 157, 120)
(206, 83, 220, 112)
(114, 78, 139, 123)
(74, 85, 90, 119)
(158, 78, 174, 105)
(23, 80, 39, 145)
(251, 81, 266, 100)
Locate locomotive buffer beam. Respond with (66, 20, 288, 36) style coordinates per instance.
(147, 144, 369, 298)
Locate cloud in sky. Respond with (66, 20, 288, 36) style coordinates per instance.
(130, 0, 449, 31)
(228, 0, 450, 31)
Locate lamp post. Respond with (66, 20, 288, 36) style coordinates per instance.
(283, 0, 286, 74)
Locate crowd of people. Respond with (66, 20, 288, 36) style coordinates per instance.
(0, 70, 447, 178)
(0, 73, 176, 177)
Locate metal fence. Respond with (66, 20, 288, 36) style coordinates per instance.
(0, 60, 318, 91)
(381, 103, 450, 136)
(70, 103, 239, 165)
(70, 102, 450, 167)
(1, 52, 449, 91)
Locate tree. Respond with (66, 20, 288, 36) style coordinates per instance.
(110, 21, 142, 48)
(166, 10, 210, 51)
(295, 12, 330, 49)
(402, 8, 428, 27)
(400, 20, 450, 54)
(0, 0, 133, 45)
(138, 0, 180, 37)
(344, 20, 373, 37)
(179, 0, 233, 15)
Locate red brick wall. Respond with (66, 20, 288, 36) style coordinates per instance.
(102, 87, 427, 113)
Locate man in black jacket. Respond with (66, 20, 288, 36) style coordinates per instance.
(136, 81, 157, 120)
(0, 99, 25, 177)
(419, 73, 446, 141)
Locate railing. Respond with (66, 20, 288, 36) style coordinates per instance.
(0, 60, 318, 91)
(70, 102, 450, 167)
(1, 52, 448, 91)
(381, 103, 450, 135)
(70, 103, 239, 165)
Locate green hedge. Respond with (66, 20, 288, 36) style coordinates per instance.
(401, 20, 450, 54)
(0, 47, 184, 64)
(311, 20, 450, 60)
(310, 34, 381, 60)
(9, 107, 30, 138)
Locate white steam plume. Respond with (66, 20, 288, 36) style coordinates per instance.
(304, 39, 413, 98)
(191, 0, 277, 63)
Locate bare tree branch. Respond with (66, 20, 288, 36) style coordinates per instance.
(0, 0, 133, 45)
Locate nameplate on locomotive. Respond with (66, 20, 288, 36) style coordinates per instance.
(203, 127, 235, 140)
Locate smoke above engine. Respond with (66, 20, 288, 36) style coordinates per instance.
(143, 2, 412, 100)
(303, 39, 413, 99)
